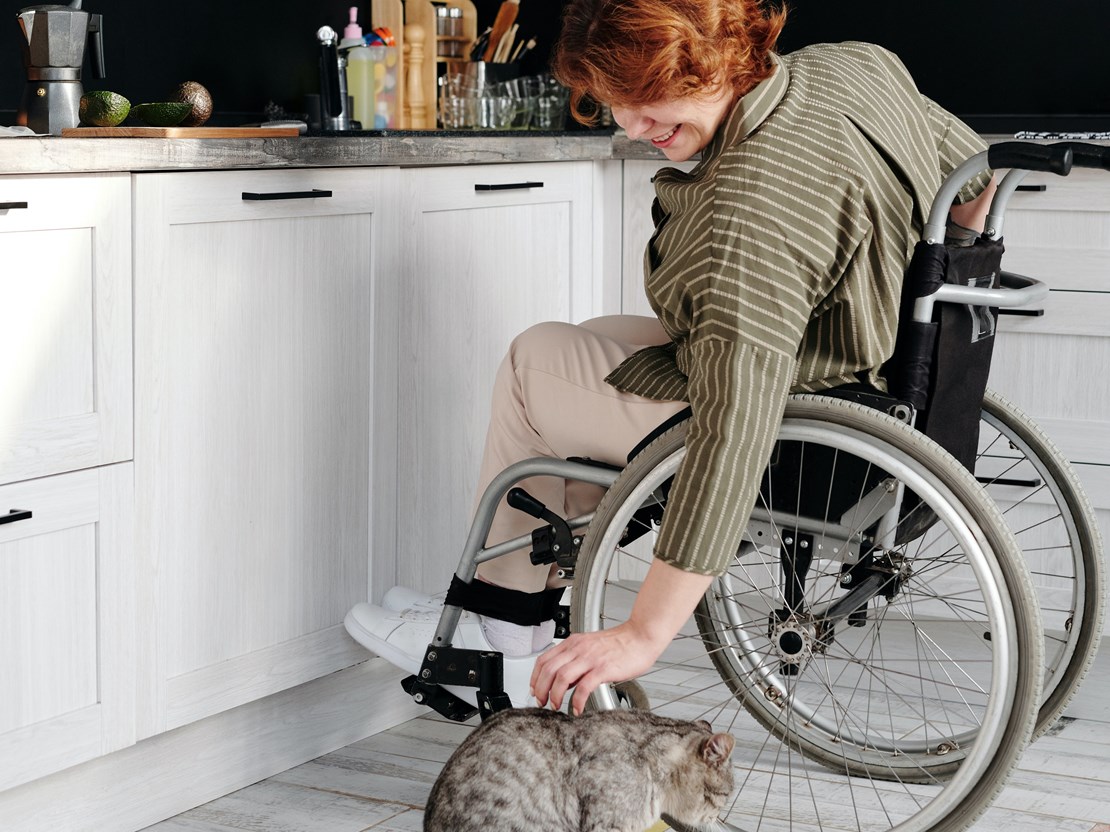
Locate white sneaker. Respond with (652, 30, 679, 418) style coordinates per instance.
(344, 601, 541, 708)
(380, 585, 444, 613)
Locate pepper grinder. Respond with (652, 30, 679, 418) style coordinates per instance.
(317, 25, 354, 130)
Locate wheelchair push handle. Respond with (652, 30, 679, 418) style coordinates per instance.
(926, 143, 1075, 243)
(985, 142, 1110, 239)
(1058, 141, 1110, 170)
(987, 142, 1073, 176)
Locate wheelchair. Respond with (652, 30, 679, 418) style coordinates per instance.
(400, 142, 1105, 832)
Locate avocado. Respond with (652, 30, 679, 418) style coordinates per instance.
(131, 102, 193, 127)
(79, 91, 130, 127)
(169, 81, 214, 127)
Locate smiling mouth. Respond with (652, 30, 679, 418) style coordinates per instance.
(651, 124, 681, 147)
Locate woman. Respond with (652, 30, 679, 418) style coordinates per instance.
(346, 0, 995, 716)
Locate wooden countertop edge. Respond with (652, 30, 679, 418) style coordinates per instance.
(0, 133, 623, 174)
(3, 132, 1104, 175)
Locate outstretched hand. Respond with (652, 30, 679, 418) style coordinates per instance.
(530, 558, 716, 716)
(529, 621, 669, 716)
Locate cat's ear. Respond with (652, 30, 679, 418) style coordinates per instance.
(701, 733, 735, 764)
(696, 720, 713, 732)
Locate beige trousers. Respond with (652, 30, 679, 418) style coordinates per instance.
(473, 315, 689, 594)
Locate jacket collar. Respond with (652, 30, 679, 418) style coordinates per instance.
(702, 53, 789, 163)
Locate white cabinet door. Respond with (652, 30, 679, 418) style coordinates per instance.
(621, 159, 696, 317)
(0, 464, 134, 790)
(0, 174, 132, 485)
(132, 168, 399, 736)
(383, 162, 597, 593)
(987, 168, 1110, 571)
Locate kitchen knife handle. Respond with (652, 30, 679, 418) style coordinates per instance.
(474, 182, 544, 191)
(242, 189, 333, 201)
(0, 509, 32, 526)
(0, 202, 29, 210)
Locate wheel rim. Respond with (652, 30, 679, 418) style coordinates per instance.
(576, 412, 1028, 832)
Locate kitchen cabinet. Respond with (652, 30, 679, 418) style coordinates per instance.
(132, 167, 400, 736)
(0, 173, 132, 486)
(384, 161, 599, 592)
(987, 167, 1110, 625)
(0, 463, 134, 791)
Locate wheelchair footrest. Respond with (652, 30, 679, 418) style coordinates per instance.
(400, 675, 478, 722)
(402, 644, 515, 722)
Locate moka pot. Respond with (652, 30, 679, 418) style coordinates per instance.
(17, 0, 106, 135)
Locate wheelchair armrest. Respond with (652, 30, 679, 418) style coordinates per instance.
(911, 271, 1049, 323)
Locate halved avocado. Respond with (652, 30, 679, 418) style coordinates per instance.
(79, 90, 131, 127)
(131, 102, 193, 127)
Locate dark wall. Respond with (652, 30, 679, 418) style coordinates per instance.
(2, 0, 565, 124)
(775, 0, 1110, 132)
(7, 1, 1106, 131)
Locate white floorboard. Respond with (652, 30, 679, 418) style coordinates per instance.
(142, 642, 1110, 832)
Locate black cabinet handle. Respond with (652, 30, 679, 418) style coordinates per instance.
(0, 201, 29, 210)
(474, 182, 544, 191)
(976, 476, 1042, 489)
(1015, 184, 1047, 192)
(242, 189, 333, 201)
(0, 509, 32, 526)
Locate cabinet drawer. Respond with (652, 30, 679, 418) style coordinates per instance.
(409, 161, 588, 211)
(0, 464, 134, 789)
(144, 167, 397, 225)
(0, 174, 132, 486)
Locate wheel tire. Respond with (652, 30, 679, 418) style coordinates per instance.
(979, 389, 1105, 737)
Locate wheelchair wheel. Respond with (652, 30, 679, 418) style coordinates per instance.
(572, 395, 1043, 832)
(978, 389, 1104, 737)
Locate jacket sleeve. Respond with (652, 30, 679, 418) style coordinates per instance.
(651, 176, 867, 575)
(652, 337, 795, 575)
(921, 95, 991, 204)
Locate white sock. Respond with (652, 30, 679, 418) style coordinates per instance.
(532, 619, 556, 653)
(479, 616, 534, 657)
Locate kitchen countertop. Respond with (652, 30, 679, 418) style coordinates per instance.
(0, 128, 667, 175)
(1, 129, 1071, 176)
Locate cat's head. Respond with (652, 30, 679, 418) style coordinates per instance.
(662, 720, 736, 827)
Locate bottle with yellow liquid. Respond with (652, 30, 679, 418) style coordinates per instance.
(340, 6, 375, 129)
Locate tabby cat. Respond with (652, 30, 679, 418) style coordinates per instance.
(424, 707, 735, 832)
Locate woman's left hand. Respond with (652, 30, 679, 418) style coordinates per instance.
(529, 620, 668, 715)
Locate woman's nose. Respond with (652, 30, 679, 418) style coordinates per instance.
(612, 106, 652, 140)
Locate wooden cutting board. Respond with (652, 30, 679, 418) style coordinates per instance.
(61, 126, 301, 138)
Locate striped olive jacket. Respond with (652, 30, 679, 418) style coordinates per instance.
(606, 41, 990, 575)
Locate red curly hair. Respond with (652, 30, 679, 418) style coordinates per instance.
(552, 0, 787, 125)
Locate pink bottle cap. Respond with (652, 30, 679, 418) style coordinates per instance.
(343, 7, 363, 41)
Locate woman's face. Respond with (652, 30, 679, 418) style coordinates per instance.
(610, 85, 737, 162)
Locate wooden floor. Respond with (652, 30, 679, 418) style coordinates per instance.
(143, 643, 1110, 832)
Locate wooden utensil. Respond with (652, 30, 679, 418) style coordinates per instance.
(483, 0, 520, 62)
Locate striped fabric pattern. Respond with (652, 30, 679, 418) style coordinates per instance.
(606, 41, 990, 575)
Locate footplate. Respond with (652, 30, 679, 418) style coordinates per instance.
(400, 675, 478, 722)
(401, 644, 513, 722)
